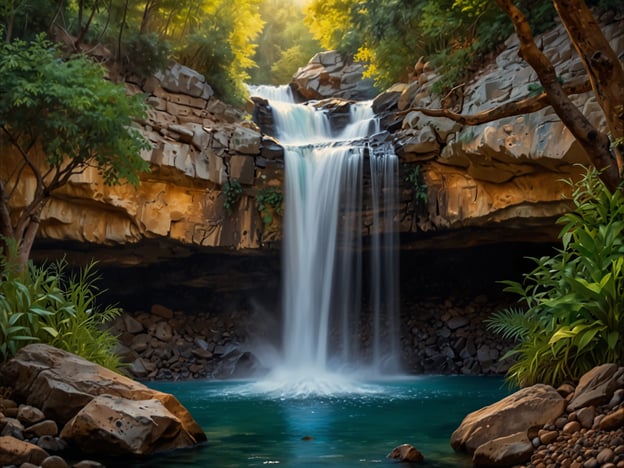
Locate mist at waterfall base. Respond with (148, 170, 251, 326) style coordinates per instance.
(247, 84, 401, 395)
(129, 88, 513, 467)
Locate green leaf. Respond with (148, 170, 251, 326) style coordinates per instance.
(29, 306, 55, 317)
(574, 325, 601, 352)
(41, 326, 60, 338)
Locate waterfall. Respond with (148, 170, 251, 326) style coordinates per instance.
(248, 85, 400, 393)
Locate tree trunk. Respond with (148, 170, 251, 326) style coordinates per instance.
(16, 214, 40, 272)
(553, 0, 624, 178)
(0, 175, 45, 273)
(495, 0, 621, 191)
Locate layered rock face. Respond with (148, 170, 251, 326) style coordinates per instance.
(384, 11, 623, 248)
(5, 11, 622, 262)
(5, 61, 281, 260)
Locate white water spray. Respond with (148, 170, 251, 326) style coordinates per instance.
(248, 85, 400, 395)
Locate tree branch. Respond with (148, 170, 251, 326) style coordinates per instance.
(408, 79, 592, 125)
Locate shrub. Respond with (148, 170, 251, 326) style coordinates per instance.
(487, 167, 624, 388)
(223, 179, 243, 213)
(121, 31, 170, 78)
(256, 187, 284, 226)
(404, 166, 428, 207)
(0, 248, 123, 371)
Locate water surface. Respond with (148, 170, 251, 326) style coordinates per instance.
(126, 376, 509, 467)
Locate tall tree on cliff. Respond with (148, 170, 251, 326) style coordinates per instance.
(414, 0, 624, 191)
(0, 35, 151, 270)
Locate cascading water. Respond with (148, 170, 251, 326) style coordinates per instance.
(248, 85, 400, 395)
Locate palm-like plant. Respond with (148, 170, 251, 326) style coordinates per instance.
(487, 167, 624, 387)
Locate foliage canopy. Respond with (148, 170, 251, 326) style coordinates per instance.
(0, 34, 151, 186)
(1, 0, 266, 103)
(305, 0, 622, 92)
(249, 0, 320, 85)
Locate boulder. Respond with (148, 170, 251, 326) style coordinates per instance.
(386, 443, 424, 463)
(60, 395, 195, 455)
(567, 363, 624, 411)
(291, 51, 376, 101)
(153, 62, 213, 99)
(397, 127, 440, 154)
(17, 405, 45, 425)
(372, 83, 405, 114)
(41, 455, 69, 468)
(0, 436, 49, 466)
(73, 461, 105, 468)
(575, 406, 596, 429)
(230, 125, 261, 155)
(451, 384, 565, 454)
(472, 431, 533, 467)
(0, 344, 206, 447)
(0, 417, 24, 438)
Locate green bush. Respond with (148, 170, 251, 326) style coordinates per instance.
(256, 187, 284, 226)
(487, 168, 624, 388)
(0, 249, 123, 371)
(223, 179, 243, 213)
(121, 31, 171, 78)
(404, 166, 428, 206)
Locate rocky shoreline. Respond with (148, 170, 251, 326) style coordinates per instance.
(453, 364, 624, 468)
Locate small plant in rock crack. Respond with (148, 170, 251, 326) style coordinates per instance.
(256, 187, 284, 226)
(223, 179, 243, 213)
(405, 166, 428, 206)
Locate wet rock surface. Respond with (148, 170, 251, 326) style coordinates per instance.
(111, 304, 257, 380)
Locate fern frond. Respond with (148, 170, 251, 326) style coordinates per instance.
(485, 307, 532, 342)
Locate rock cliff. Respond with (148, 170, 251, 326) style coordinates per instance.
(5, 11, 622, 265)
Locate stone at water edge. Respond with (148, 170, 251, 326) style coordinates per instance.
(472, 431, 533, 467)
(386, 443, 424, 463)
(40, 455, 69, 468)
(60, 395, 196, 456)
(451, 384, 565, 454)
(0, 344, 206, 446)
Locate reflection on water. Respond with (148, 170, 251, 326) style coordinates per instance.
(119, 376, 509, 468)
